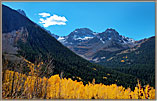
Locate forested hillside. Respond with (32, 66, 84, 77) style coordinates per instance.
(99, 36, 155, 88)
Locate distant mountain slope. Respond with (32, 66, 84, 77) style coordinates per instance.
(53, 28, 136, 62)
(100, 36, 155, 87)
(99, 36, 155, 67)
(2, 5, 140, 89)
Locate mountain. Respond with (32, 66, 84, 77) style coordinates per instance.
(16, 9, 27, 17)
(65, 28, 95, 44)
(99, 36, 155, 67)
(53, 28, 136, 62)
(2, 5, 140, 89)
(101, 36, 155, 87)
(54, 28, 96, 45)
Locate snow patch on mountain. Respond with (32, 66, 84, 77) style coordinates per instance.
(128, 38, 135, 43)
(101, 57, 106, 59)
(93, 57, 99, 62)
(58, 37, 65, 40)
(100, 38, 105, 44)
(77, 36, 94, 40)
(93, 32, 98, 35)
(58, 36, 66, 43)
(121, 35, 135, 44)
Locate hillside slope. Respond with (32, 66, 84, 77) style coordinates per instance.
(99, 36, 155, 87)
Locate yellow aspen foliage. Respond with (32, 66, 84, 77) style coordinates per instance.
(92, 78, 95, 85)
(76, 77, 82, 80)
(123, 56, 128, 59)
(92, 68, 96, 71)
(103, 77, 107, 79)
(107, 73, 110, 76)
(2, 69, 155, 99)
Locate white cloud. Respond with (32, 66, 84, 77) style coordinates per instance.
(39, 13, 50, 17)
(39, 13, 68, 27)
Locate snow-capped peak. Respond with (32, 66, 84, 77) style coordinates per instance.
(68, 28, 95, 41)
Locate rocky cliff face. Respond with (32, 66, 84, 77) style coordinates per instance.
(2, 27, 28, 54)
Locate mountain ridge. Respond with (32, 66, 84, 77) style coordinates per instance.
(51, 28, 137, 62)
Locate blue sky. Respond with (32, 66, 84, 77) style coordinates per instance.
(2, 2, 155, 40)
